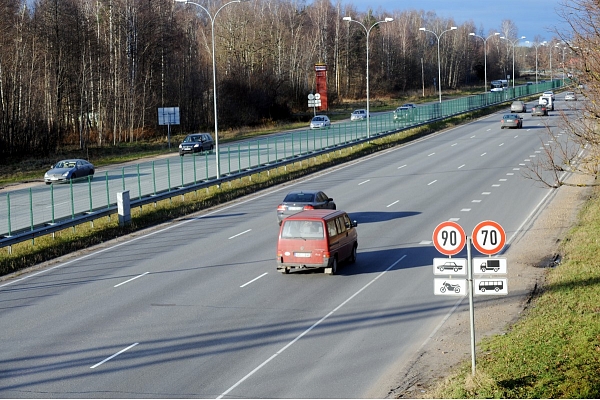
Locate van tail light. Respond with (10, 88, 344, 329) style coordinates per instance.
(277, 205, 286, 211)
(303, 204, 314, 210)
(323, 251, 330, 259)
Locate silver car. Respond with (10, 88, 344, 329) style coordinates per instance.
(44, 159, 95, 184)
(277, 190, 336, 224)
(350, 109, 368, 121)
(310, 115, 331, 129)
(564, 91, 577, 101)
(510, 101, 526, 113)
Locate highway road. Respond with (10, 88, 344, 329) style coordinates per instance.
(0, 94, 575, 398)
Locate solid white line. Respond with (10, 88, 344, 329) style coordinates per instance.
(114, 272, 149, 288)
(386, 200, 399, 208)
(240, 273, 268, 288)
(419, 240, 432, 245)
(449, 218, 460, 221)
(457, 164, 465, 169)
(229, 229, 252, 240)
(217, 255, 407, 399)
(427, 180, 437, 186)
(358, 179, 370, 185)
(90, 343, 138, 369)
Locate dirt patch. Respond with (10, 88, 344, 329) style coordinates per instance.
(378, 173, 593, 399)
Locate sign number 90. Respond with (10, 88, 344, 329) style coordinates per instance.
(433, 221, 466, 256)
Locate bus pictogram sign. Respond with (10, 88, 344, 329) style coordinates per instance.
(432, 221, 466, 256)
(472, 220, 506, 255)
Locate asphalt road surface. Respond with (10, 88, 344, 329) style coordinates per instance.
(0, 94, 575, 398)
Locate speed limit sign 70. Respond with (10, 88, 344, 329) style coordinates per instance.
(472, 220, 506, 255)
(432, 221, 466, 256)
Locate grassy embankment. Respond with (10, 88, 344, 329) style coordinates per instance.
(428, 185, 600, 398)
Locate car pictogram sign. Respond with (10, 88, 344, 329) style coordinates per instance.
(432, 221, 466, 256)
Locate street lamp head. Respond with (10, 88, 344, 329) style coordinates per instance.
(520, 36, 526, 39)
(174, 0, 187, 3)
(384, 17, 393, 22)
(343, 16, 352, 21)
(419, 27, 425, 31)
(469, 32, 475, 36)
(494, 32, 500, 36)
(450, 26, 457, 30)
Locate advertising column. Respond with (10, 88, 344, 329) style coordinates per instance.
(314, 63, 328, 111)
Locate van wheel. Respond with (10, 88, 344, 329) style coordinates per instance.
(349, 245, 357, 264)
(326, 258, 337, 275)
(282, 267, 289, 274)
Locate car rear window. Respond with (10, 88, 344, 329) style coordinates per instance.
(281, 220, 324, 239)
(284, 193, 315, 203)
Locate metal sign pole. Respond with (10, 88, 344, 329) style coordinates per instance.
(467, 236, 476, 375)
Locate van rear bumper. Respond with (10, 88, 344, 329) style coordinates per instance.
(277, 257, 330, 271)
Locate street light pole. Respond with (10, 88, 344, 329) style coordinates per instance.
(469, 32, 499, 92)
(175, 0, 247, 179)
(500, 36, 525, 88)
(343, 16, 393, 139)
(419, 26, 457, 102)
(527, 41, 546, 85)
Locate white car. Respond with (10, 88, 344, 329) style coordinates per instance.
(310, 115, 331, 129)
(564, 91, 577, 101)
(350, 109, 369, 121)
(543, 91, 555, 101)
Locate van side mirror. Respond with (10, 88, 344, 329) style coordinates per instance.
(352, 220, 358, 227)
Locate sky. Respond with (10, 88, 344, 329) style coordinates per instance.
(336, 0, 569, 45)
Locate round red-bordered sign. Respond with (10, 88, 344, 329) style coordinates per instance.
(432, 221, 466, 256)
(472, 220, 506, 255)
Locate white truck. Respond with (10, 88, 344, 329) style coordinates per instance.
(539, 94, 554, 111)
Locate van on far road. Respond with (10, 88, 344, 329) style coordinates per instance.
(276, 210, 358, 275)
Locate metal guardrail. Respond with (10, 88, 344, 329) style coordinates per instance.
(0, 81, 564, 250)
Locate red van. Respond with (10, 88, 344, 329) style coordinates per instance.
(276, 210, 358, 275)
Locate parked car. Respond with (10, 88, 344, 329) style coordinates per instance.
(401, 103, 417, 109)
(277, 190, 336, 225)
(178, 133, 214, 156)
(510, 101, 526, 113)
(277, 209, 357, 275)
(44, 159, 95, 184)
(564, 91, 577, 101)
(350, 109, 369, 121)
(531, 104, 548, 116)
(310, 115, 331, 129)
(393, 106, 413, 123)
(500, 114, 523, 129)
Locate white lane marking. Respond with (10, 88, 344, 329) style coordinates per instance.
(524, 159, 530, 161)
(519, 163, 526, 166)
(513, 168, 520, 170)
(240, 273, 268, 288)
(457, 164, 465, 169)
(472, 135, 477, 138)
(461, 209, 471, 212)
(428, 153, 435, 157)
(428, 180, 437, 186)
(449, 218, 460, 222)
(480, 152, 487, 156)
(499, 179, 507, 181)
(91, 343, 139, 369)
(229, 229, 252, 240)
(451, 143, 458, 147)
(499, 143, 504, 147)
(529, 155, 536, 157)
(420, 240, 432, 245)
(482, 192, 491, 195)
(514, 135, 519, 138)
(114, 272, 149, 288)
(492, 184, 501, 187)
(46, 201, 69, 209)
(506, 173, 514, 176)
(217, 256, 407, 399)
(358, 179, 370, 185)
(387, 200, 399, 208)
(472, 200, 482, 203)
(398, 164, 407, 169)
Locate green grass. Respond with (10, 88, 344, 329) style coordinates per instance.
(430, 188, 600, 398)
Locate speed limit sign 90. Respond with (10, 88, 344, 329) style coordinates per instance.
(472, 220, 506, 255)
(432, 221, 466, 256)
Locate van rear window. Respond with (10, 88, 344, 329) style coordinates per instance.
(281, 220, 324, 239)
